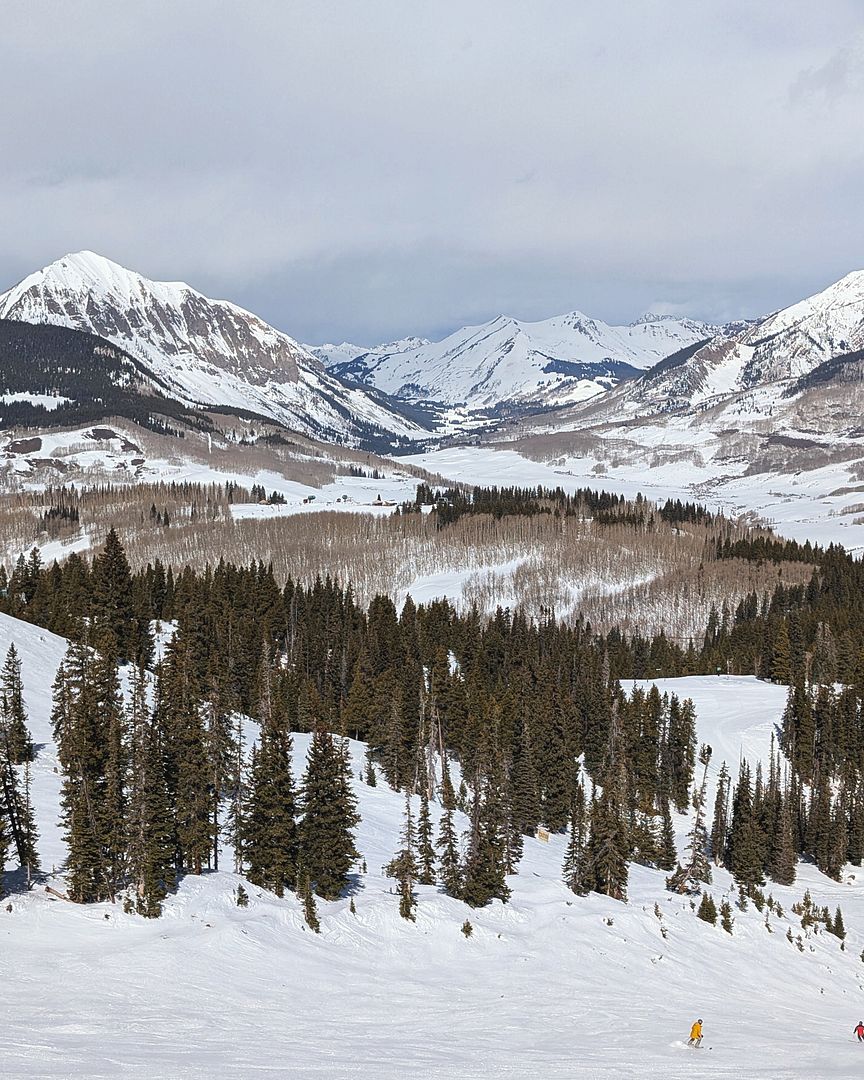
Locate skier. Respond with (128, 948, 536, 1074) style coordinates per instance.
(855, 1021, 864, 1043)
(688, 1019, 703, 1048)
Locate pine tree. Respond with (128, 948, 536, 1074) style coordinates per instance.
(509, 721, 541, 835)
(728, 761, 764, 888)
(767, 791, 797, 886)
(656, 798, 678, 872)
(157, 633, 213, 876)
(462, 763, 511, 908)
(667, 751, 712, 894)
(416, 789, 436, 885)
(697, 891, 718, 925)
(562, 790, 589, 894)
(126, 665, 174, 917)
(386, 795, 420, 920)
(1, 645, 33, 764)
(244, 697, 298, 898)
(0, 808, 8, 898)
(585, 782, 629, 902)
(436, 802, 462, 897)
(299, 730, 360, 900)
(831, 906, 846, 941)
(771, 622, 792, 685)
(53, 632, 120, 902)
(89, 529, 136, 661)
(298, 864, 321, 932)
(710, 762, 730, 865)
(720, 898, 734, 934)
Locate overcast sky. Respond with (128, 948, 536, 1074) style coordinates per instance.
(2, 1, 863, 344)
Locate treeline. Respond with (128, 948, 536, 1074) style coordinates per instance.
(406, 483, 670, 530)
(0, 645, 39, 889)
(0, 319, 214, 434)
(5, 513, 864, 914)
(1, 530, 706, 913)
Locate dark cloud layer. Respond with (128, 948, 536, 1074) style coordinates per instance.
(2, 1, 863, 343)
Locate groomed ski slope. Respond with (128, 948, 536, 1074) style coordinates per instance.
(4, 612, 864, 1079)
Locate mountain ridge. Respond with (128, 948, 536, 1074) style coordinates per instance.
(0, 251, 429, 448)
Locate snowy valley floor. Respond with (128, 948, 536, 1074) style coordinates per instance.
(5, 614, 864, 1078)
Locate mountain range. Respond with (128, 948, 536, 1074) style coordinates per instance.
(1, 251, 863, 482)
(311, 311, 717, 410)
(0, 252, 430, 450)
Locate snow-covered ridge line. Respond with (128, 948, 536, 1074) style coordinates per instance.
(0, 251, 427, 446)
(312, 309, 717, 411)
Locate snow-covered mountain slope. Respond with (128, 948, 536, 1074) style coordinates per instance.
(739, 270, 864, 385)
(549, 270, 864, 424)
(4, 608, 864, 1079)
(320, 311, 715, 410)
(0, 252, 428, 446)
(410, 273, 863, 550)
(306, 335, 429, 368)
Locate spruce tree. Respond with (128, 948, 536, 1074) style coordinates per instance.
(416, 789, 436, 885)
(0, 809, 7, 898)
(54, 632, 119, 902)
(299, 730, 360, 900)
(462, 764, 511, 908)
(126, 665, 174, 917)
(1, 645, 33, 764)
(298, 863, 321, 932)
(720, 898, 734, 934)
(244, 704, 298, 898)
(509, 721, 541, 835)
(656, 798, 678, 873)
(562, 792, 589, 894)
(697, 891, 718, 925)
(387, 795, 420, 920)
(157, 633, 213, 876)
(767, 792, 797, 886)
(436, 802, 462, 896)
(710, 762, 730, 865)
(89, 529, 136, 662)
(728, 761, 764, 888)
(585, 781, 629, 902)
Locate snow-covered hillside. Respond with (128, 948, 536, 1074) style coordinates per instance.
(0, 252, 427, 446)
(318, 311, 714, 410)
(305, 336, 429, 368)
(4, 609, 864, 1079)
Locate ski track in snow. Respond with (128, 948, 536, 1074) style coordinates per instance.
(4, 612, 864, 1077)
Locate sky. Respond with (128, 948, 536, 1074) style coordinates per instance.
(1, 1, 863, 345)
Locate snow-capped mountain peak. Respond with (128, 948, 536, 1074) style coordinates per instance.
(0, 252, 427, 445)
(316, 309, 714, 411)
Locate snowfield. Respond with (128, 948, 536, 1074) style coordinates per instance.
(4, 612, 864, 1078)
(405, 446, 864, 553)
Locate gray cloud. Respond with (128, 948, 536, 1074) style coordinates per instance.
(1, 0, 863, 343)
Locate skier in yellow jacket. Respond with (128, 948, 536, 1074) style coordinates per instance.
(688, 1020, 703, 1047)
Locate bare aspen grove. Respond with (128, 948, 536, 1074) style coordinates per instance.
(0, 476, 813, 642)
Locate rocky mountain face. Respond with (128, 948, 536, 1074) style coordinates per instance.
(313, 310, 716, 411)
(488, 273, 864, 542)
(536, 270, 864, 430)
(0, 252, 428, 448)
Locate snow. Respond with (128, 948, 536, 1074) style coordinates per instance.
(404, 446, 864, 553)
(4, 610, 864, 1078)
(321, 310, 713, 411)
(0, 392, 71, 411)
(0, 252, 426, 443)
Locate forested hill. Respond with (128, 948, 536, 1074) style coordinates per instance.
(0, 319, 215, 433)
(3, 521, 864, 921)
